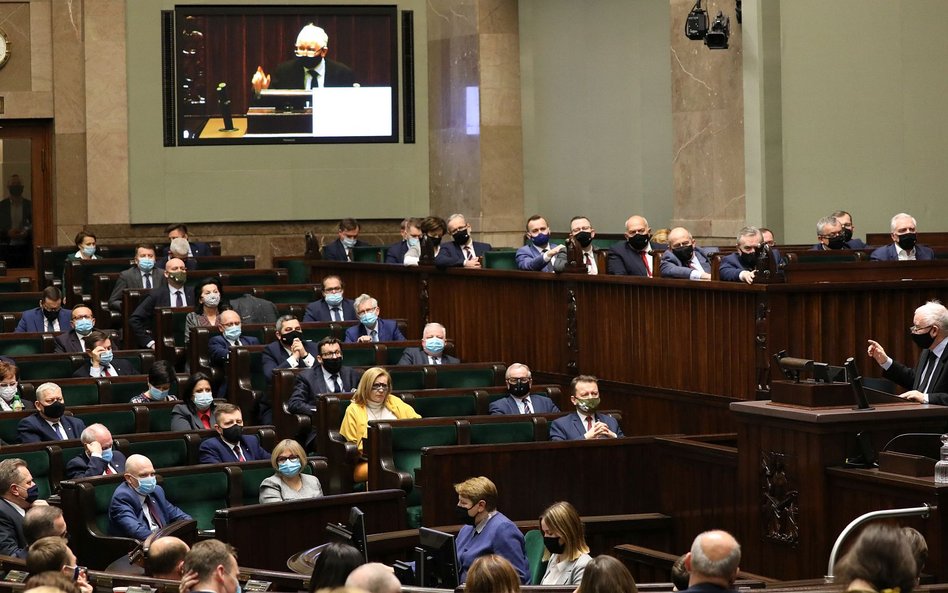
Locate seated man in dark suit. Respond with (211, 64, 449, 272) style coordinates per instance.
(719, 227, 766, 284)
(870, 212, 935, 261)
(345, 294, 406, 343)
(437, 214, 493, 268)
(208, 310, 261, 398)
(251, 23, 356, 92)
(397, 322, 460, 365)
(303, 274, 357, 322)
(551, 216, 600, 275)
(0, 458, 49, 558)
(385, 218, 419, 264)
(323, 218, 369, 262)
(811, 215, 858, 251)
(262, 315, 320, 383)
(164, 223, 212, 258)
(65, 423, 126, 479)
(55, 305, 98, 353)
(109, 454, 191, 541)
(549, 375, 623, 441)
(833, 210, 868, 249)
(659, 227, 713, 281)
(15, 286, 71, 333)
(288, 337, 362, 414)
(868, 300, 948, 404)
(198, 403, 270, 463)
(73, 330, 135, 378)
(515, 215, 564, 272)
(489, 363, 560, 415)
(607, 215, 664, 277)
(17, 383, 85, 443)
(109, 243, 165, 312)
(128, 258, 195, 348)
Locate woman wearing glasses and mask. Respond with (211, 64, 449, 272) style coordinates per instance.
(259, 438, 323, 503)
(339, 367, 420, 482)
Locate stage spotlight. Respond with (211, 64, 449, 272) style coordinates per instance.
(704, 11, 730, 49)
(685, 0, 708, 40)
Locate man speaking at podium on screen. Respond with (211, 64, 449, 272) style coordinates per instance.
(251, 23, 356, 93)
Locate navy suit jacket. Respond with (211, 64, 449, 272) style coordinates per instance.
(385, 241, 410, 264)
(109, 266, 167, 311)
(128, 285, 197, 347)
(437, 241, 493, 267)
(0, 500, 27, 558)
(262, 340, 320, 383)
(55, 329, 122, 353)
(659, 247, 713, 279)
(65, 450, 127, 479)
(73, 358, 136, 378)
(288, 365, 362, 415)
(489, 394, 560, 415)
(515, 243, 559, 272)
(208, 334, 261, 398)
(15, 307, 72, 333)
(198, 434, 270, 464)
(606, 241, 665, 276)
(869, 243, 935, 261)
(17, 413, 86, 444)
(303, 298, 357, 322)
(322, 239, 370, 261)
(108, 481, 192, 541)
(397, 347, 460, 365)
(549, 412, 623, 441)
(718, 252, 752, 282)
(344, 319, 406, 343)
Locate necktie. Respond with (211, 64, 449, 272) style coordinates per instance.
(144, 273, 152, 289)
(332, 307, 341, 322)
(640, 251, 652, 277)
(234, 338, 241, 347)
(919, 351, 938, 393)
(310, 70, 319, 89)
(104, 464, 115, 475)
(465, 246, 475, 261)
(585, 416, 593, 431)
(145, 496, 164, 529)
(52, 423, 67, 440)
(199, 411, 211, 429)
(174, 290, 183, 307)
(233, 445, 245, 462)
(346, 249, 353, 262)
(371, 330, 378, 343)
(584, 253, 592, 267)
(523, 398, 533, 414)
(331, 373, 342, 393)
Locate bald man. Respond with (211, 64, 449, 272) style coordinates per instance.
(679, 530, 741, 593)
(660, 227, 713, 281)
(147, 536, 190, 580)
(108, 455, 191, 541)
(208, 310, 261, 398)
(346, 563, 401, 593)
(128, 258, 196, 348)
(607, 215, 665, 277)
(252, 23, 355, 92)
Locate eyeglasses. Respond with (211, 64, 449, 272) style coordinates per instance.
(276, 454, 300, 463)
(320, 352, 342, 359)
(507, 378, 531, 385)
(323, 286, 344, 294)
(371, 382, 390, 392)
(72, 314, 93, 321)
(821, 232, 845, 240)
(910, 325, 933, 333)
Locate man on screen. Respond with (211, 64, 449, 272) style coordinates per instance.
(252, 23, 355, 92)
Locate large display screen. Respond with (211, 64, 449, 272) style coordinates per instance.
(172, 5, 398, 145)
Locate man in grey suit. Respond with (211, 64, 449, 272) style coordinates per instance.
(489, 363, 560, 415)
(397, 322, 459, 365)
(660, 227, 713, 281)
(109, 244, 165, 312)
(287, 337, 362, 414)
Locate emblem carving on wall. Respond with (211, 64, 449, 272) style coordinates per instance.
(761, 451, 799, 544)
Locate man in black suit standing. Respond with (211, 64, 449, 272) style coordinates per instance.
(0, 175, 32, 268)
(397, 322, 460, 365)
(607, 215, 664, 277)
(65, 424, 127, 479)
(0, 458, 49, 558)
(322, 218, 370, 262)
(109, 243, 166, 313)
(129, 258, 195, 348)
(252, 23, 356, 93)
(868, 300, 948, 404)
(287, 337, 362, 414)
(303, 274, 358, 322)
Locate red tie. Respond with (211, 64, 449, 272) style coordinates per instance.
(640, 251, 652, 277)
(199, 411, 211, 429)
(104, 465, 115, 475)
(585, 416, 592, 431)
(465, 246, 474, 261)
(233, 445, 245, 462)
(584, 253, 592, 267)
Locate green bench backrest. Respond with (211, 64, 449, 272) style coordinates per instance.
(483, 250, 518, 270)
(61, 383, 100, 406)
(385, 346, 409, 366)
(470, 421, 536, 445)
(249, 351, 267, 391)
(94, 481, 122, 534)
(171, 311, 191, 345)
(436, 368, 496, 389)
(160, 471, 230, 530)
(0, 296, 42, 313)
(111, 381, 150, 404)
(149, 407, 174, 432)
(276, 260, 309, 285)
(412, 395, 477, 418)
(16, 360, 76, 380)
(77, 262, 129, 293)
(126, 439, 189, 469)
(60, 445, 87, 469)
(391, 425, 458, 508)
(301, 327, 333, 342)
(198, 258, 255, 271)
(0, 338, 45, 356)
(351, 246, 384, 263)
(340, 348, 376, 367)
(389, 369, 426, 391)
(0, 450, 51, 498)
(0, 417, 22, 444)
(74, 410, 137, 437)
(261, 289, 314, 304)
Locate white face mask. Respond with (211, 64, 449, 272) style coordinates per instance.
(0, 385, 17, 402)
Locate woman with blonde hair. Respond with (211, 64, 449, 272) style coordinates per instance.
(339, 367, 419, 481)
(539, 501, 592, 585)
(259, 438, 323, 503)
(466, 555, 521, 593)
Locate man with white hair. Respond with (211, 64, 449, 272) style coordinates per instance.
(868, 300, 948, 404)
(719, 227, 764, 284)
(397, 322, 459, 365)
(346, 563, 401, 593)
(65, 424, 126, 479)
(489, 363, 560, 415)
(678, 530, 742, 593)
(17, 383, 85, 443)
(252, 23, 355, 92)
(870, 213, 935, 261)
(344, 294, 406, 343)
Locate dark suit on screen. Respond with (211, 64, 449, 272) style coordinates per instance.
(288, 365, 362, 415)
(270, 58, 356, 89)
(303, 298, 357, 322)
(489, 394, 560, 415)
(73, 358, 136, 378)
(549, 412, 623, 441)
(344, 319, 405, 343)
(437, 241, 493, 267)
(397, 347, 459, 365)
(869, 243, 935, 261)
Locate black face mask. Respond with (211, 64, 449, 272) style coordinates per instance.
(43, 308, 61, 322)
(673, 246, 694, 263)
(898, 233, 917, 252)
(508, 382, 530, 398)
(452, 230, 470, 246)
(455, 506, 477, 526)
(739, 251, 758, 267)
(910, 328, 936, 350)
(321, 357, 343, 374)
(280, 331, 303, 346)
(43, 401, 66, 419)
(544, 536, 565, 555)
(841, 227, 854, 243)
(428, 235, 442, 247)
(221, 424, 243, 444)
(628, 233, 650, 251)
(25, 485, 39, 504)
(8, 185, 23, 197)
(574, 231, 593, 248)
(827, 236, 847, 250)
(297, 55, 323, 69)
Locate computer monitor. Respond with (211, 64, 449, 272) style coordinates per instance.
(324, 506, 368, 563)
(414, 527, 459, 588)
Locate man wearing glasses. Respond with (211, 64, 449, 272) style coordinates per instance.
(288, 337, 363, 414)
(437, 213, 493, 268)
(811, 215, 853, 251)
(489, 363, 560, 415)
(552, 216, 600, 275)
(868, 300, 948, 404)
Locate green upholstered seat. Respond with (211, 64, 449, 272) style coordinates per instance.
(0, 337, 46, 356)
(0, 450, 51, 498)
(412, 395, 477, 418)
(470, 421, 536, 445)
(93, 481, 122, 534)
(74, 410, 137, 436)
(301, 327, 334, 342)
(385, 346, 409, 366)
(240, 466, 276, 505)
(126, 439, 189, 469)
(111, 380, 150, 404)
(148, 407, 174, 433)
(261, 288, 316, 304)
(61, 383, 100, 406)
(351, 246, 384, 263)
(341, 348, 378, 367)
(17, 360, 76, 380)
(524, 529, 548, 584)
(483, 250, 518, 270)
(390, 424, 458, 520)
(278, 260, 310, 285)
(160, 471, 230, 530)
(437, 367, 496, 389)
(389, 369, 425, 391)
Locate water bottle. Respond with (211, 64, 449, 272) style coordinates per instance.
(10, 393, 23, 412)
(935, 434, 948, 484)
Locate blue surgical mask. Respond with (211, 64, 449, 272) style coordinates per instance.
(148, 385, 169, 400)
(531, 233, 550, 247)
(101, 448, 114, 462)
(224, 325, 242, 341)
(134, 476, 157, 496)
(138, 257, 155, 272)
(75, 319, 94, 335)
(81, 245, 96, 257)
(407, 237, 420, 249)
(193, 391, 214, 410)
(278, 459, 302, 477)
(342, 237, 358, 249)
(324, 292, 344, 306)
(359, 312, 378, 327)
(424, 337, 445, 354)
(99, 350, 114, 365)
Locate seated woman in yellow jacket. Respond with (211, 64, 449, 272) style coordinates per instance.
(339, 366, 420, 482)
